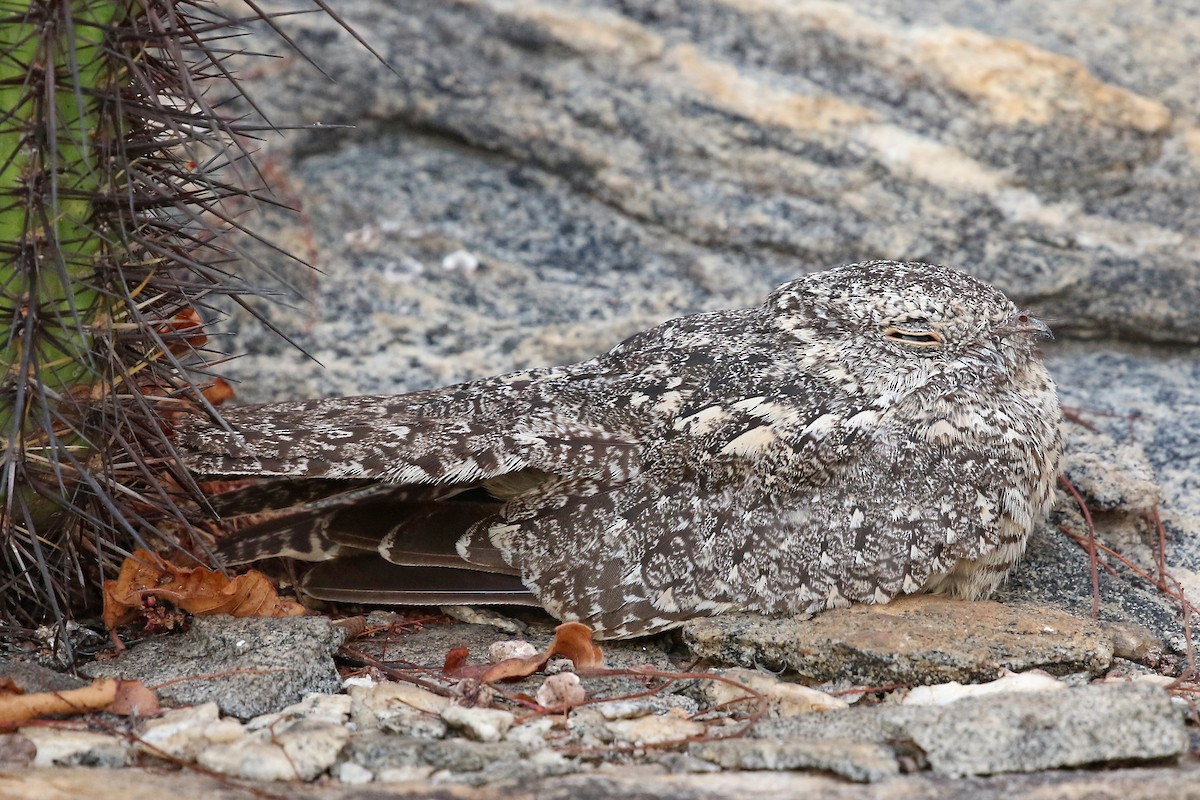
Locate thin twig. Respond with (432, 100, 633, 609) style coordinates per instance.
(1059, 474, 1101, 619)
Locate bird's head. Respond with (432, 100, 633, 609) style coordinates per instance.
(767, 260, 1051, 395)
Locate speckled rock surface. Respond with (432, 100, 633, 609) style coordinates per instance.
(752, 682, 1189, 778)
(681, 596, 1114, 683)
(689, 738, 900, 783)
(28, 610, 1195, 787)
(79, 616, 348, 718)
(220, 0, 1200, 397)
(6, 762, 1200, 799)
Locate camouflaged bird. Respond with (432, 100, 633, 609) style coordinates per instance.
(181, 260, 1063, 638)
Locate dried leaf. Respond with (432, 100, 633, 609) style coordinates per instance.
(108, 680, 160, 717)
(547, 621, 604, 669)
(478, 654, 548, 683)
(201, 377, 235, 406)
(0, 678, 159, 727)
(447, 623, 605, 683)
(102, 549, 306, 629)
(159, 306, 208, 354)
(443, 646, 471, 675)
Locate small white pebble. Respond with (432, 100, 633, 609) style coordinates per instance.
(706, 668, 847, 715)
(605, 715, 706, 745)
(136, 703, 222, 757)
(536, 672, 586, 709)
(246, 693, 352, 729)
(377, 765, 435, 782)
(488, 639, 539, 662)
(199, 741, 296, 781)
(21, 728, 128, 768)
(544, 657, 575, 674)
(504, 717, 554, 747)
(441, 704, 514, 742)
(343, 224, 381, 252)
(1130, 674, 1176, 687)
(903, 669, 1066, 706)
(442, 249, 479, 273)
(337, 761, 375, 784)
(202, 718, 246, 745)
(593, 699, 655, 720)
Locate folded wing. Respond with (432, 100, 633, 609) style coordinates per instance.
(179, 395, 641, 609)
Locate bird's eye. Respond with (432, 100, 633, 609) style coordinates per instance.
(883, 327, 943, 347)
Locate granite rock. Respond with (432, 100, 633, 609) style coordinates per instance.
(682, 596, 1114, 684)
(690, 737, 899, 783)
(80, 615, 348, 719)
(219, 0, 1200, 403)
(754, 682, 1188, 778)
(7, 762, 1200, 799)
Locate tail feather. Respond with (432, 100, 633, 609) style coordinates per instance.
(301, 557, 538, 606)
(204, 480, 413, 518)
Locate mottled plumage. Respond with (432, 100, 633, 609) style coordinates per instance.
(181, 261, 1063, 638)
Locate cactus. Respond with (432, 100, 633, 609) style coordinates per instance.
(0, 0, 376, 650)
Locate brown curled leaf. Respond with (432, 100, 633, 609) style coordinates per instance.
(478, 654, 547, 683)
(102, 549, 307, 629)
(442, 646, 472, 676)
(201, 377, 235, 406)
(474, 622, 605, 683)
(548, 621, 604, 669)
(158, 306, 208, 355)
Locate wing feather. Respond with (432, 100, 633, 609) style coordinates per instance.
(180, 397, 640, 485)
